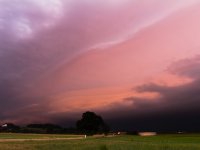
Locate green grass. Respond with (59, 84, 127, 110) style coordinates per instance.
(0, 133, 81, 139)
(0, 134, 200, 150)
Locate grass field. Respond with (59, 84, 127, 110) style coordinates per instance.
(0, 133, 81, 139)
(0, 133, 200, 150)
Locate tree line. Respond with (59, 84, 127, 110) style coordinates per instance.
(0, 111, 110, 135)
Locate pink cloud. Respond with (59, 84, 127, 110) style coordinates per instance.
(1, 0, 200, 124)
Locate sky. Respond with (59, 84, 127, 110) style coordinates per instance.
(1, 0, 200, 131)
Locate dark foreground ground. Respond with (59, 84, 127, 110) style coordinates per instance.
(0, 133, 200, 150)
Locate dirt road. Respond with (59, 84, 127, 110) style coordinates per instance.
(0, 137, 84, 142)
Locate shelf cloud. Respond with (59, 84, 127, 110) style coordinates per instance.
(1, 0, 200, 130)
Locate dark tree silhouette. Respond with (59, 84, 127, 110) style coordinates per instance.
(76, 111, 110, 135)
(26, 123, 62, 134)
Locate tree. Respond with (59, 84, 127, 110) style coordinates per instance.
(76, 111, 110, 135)
(26, 123, 62, 134)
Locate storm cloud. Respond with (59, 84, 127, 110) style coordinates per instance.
(103, 56, 200, 131)
(1, 0, 200, 130)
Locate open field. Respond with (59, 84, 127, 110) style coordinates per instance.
(0, 133, 200, 150)
(0, 133, 82, 140)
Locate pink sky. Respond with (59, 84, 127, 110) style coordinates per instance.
(1, 0, 200, 124)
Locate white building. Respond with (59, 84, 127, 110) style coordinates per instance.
(138, 132, 157, 136)
(1, 124, 8, 128)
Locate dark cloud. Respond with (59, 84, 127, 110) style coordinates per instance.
(100, 56, 200, 131)
(169, 55, 200, 79)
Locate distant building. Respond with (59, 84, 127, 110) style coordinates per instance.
(138, 132, 157, 136)
(1, 123, 19, 132)
(1, 124, 8, 128)
(178, 131, 184, 134)
(117, 132, 127, 135)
